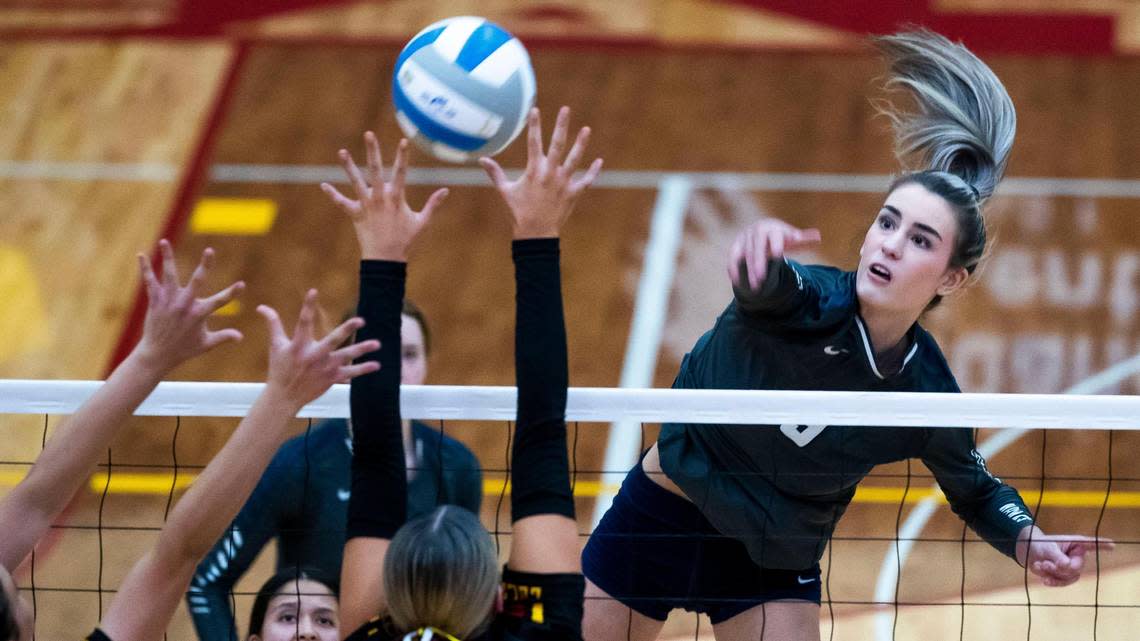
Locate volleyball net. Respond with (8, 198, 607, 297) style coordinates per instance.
(1, 380, 1138, 641)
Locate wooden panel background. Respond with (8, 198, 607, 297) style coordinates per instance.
(0, 8, 1138, 640)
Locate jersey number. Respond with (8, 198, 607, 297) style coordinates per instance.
(780, 424, 827, 447)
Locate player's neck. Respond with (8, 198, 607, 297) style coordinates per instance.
(858, 307, 915, 362)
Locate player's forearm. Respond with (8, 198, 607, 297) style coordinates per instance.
(0, 351, 167, 569)
(510, 239, 574, 522)
(155, 388, 295, 568)
(346, 260, 407, 540)
(732, 258, 798, 313)
(950, 483, 1034, 561)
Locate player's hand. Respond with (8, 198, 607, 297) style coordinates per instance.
(258, 289, 380, 412)
(133, 239, 244, 373)
(479, 106, 603, 239)
(727, 219, 821, 290)
(1017, 528, 1115, 587)
(322, 132, 449, 261)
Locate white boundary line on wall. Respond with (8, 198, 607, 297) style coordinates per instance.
(0, 161, 177, 182)
(870, 351, 1140, 641)
(4, 160, 1140, 198)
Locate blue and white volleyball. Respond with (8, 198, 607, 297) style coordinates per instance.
(392, 17, 536, 163)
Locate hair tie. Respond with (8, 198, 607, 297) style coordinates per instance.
(968, 183, 981, 201)
(403, 627, 463, 641)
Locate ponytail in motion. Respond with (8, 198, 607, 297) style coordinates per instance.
(875, 30, 1016, 305)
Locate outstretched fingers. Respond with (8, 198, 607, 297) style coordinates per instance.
(338, 360, 382, 383)
(293, 289, 319, 345)
(159, 239, 179, 286)
(745, 229, 767, 289)
(339, 148, 369, 199)
(321, 182, 360, 216)
(546, 106, 571, 165)
(364, 131, 384, 188)
(200, 280, 246, 315)
(419, 187, 449, 222)
(525, 107, 543, 172)
(479, 157, 509, 191)
(138, 253, 161, 300)
(257, 304, 287, 344)
(203, 327, 244, 350)
(331, 338, 380, 364)
(319, 316, 365, 352)
(391, 138, 409, 197)
(789, 227, 823, 249)
(569, 158, 603, 195)
(561, 126, 591, 174)
(185, 247, 215, 297)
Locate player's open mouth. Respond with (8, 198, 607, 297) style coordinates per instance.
(869, 263, 892, 283)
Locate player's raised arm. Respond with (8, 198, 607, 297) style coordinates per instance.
(97, 290, 379, 641)
(483, 105, 601, 574)
(324, 132, 447, 636)
(0, 241, 244, 573)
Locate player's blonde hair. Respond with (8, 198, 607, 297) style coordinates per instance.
(384, 506, 499, 640)
(875, 30, 1016, 307)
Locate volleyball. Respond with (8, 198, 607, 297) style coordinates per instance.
(392, 16, 536, 164)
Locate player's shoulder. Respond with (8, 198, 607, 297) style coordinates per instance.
(909, 325, 961, 393)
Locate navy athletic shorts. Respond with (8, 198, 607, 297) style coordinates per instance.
(581, 461, 821, 624)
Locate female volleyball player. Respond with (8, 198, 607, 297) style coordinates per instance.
(189, 299, 482, 641)
(581, 31, 1115, 641)
(245, 568, 340, 641)
(0, 240, 243, 641)
(80, 286, 381, 641)
(320, 105, 601, 641)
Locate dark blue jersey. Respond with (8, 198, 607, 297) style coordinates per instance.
(187, 418, 482, 641)
(658, 259, 1033, 570)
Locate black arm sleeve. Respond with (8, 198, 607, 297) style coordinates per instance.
(732, 258, 807, 317)
(922, 428, 1035, 560)
(345, 260, 408, 541)
(187, 443, 296, 641)
(509, 238, 575, 522)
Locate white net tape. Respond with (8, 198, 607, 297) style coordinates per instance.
(2, 380, 1140, 428)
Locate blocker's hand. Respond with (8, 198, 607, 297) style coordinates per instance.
(258, 289, 380, 412)
(727, 218, 821, 291)
(134, 239, 244, 373)
(322, 132, 449, 261)
(479, 106, 603, 239)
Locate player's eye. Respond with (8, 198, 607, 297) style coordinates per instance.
(911, 234, 931, 249)
(877, 214, 894, 230)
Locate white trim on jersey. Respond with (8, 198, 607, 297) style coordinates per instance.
(854, 316, 918, 380)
